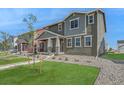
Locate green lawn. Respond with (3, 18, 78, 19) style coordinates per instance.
(0, 61, 100, 85)
(102, 53, 124, 60)
(0, 55, 30, 65)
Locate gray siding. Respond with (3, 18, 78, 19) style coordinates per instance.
(64, 12, 98, 56)
(64, 13, 86, 36)
(118, 42, 124, 53)
(64, 36, 92, 56)
(47, 22, 64, 35)
(86, 12, 98, 56)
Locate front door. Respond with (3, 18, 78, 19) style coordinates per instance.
(60, 39, 64, 52)
(39, 42, 44, 52)
(51, 39, 56, 52)
(39, 41, 47, 52)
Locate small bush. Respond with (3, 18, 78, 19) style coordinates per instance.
(58, 57, 62, 60)
(65, 57, 68, 61)
(52, 57, 56, 59)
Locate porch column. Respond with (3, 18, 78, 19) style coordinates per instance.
(47, 38, 52, 53)
(37, 40, 40, 53)
(21, 43, 23, 52)
(56, 36, 60, 54)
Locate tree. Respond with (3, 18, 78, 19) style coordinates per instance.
(23, 14, 38, 68)
(0, 31, 11, 54)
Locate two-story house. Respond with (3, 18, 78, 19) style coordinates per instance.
(117, 40, 124, 53)
(16, 31, 34, 53)
(36, 9, 106, 56)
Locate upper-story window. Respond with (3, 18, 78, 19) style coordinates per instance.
(58, 23, 62, 31)
(88, 14, 94, 24)
(84, 35, 92, 47)
(70, 18, 79, 30)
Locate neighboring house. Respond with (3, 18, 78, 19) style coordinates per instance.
(16, 31, 34, 53)
(36, 9, 106, 56)
(16, 38, 28, 53)
(117, 40, 124, 53)
(105, 41, 109, 52)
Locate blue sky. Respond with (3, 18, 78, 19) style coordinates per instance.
(0, 8, 123, 49)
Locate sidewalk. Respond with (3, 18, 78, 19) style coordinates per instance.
(0, 54, 53, 71)
(0, 60, 40, 71)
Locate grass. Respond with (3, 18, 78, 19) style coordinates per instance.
(0, 54, 30, 65)
(102, 53, 124, 60)
(0, 61, 100, 85)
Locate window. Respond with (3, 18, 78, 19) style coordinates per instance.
(67, 38, 72, 48)
(70, 18, 79, 29)
(88, 14, 94, 24)
(58, 23, 62, 31)
(84, 35, 92, 47)
(75, 37, 81, 47)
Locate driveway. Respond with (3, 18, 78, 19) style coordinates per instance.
(46, 55, 124, 85)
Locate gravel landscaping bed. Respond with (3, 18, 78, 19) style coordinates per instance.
(46, 55, 124, 85)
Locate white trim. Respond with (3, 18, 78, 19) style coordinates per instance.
(37, 36, 58, 41)
(87, 9, 104, 14)
(58, 23, 62, 31)
(96, 10, 99, 57)
(75, 36, 81, 47)
(65, 33, 86, 38)
(64, 21, 66, 35)
(64, 9, 104, 21)
(85, 14, 87, 35)
(66, 38, 72, 48)
(69, 17, 79, 30)
(46, 30, 64, 37)
(88, 14, 94, 24)
(84, 35, 92, 47)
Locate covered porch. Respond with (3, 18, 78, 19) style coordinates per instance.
(36, 30, 64, 54)
(16, 39, 29, 53)
(37, 37, 64, 54)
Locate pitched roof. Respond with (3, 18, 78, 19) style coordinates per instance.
(36, 30, 64, 40)
(43, 9, 104, 27)
(16, 38, 28, 44)
(35, 28, 45, 33)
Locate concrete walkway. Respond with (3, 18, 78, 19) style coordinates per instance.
(0, 54, 52, 71)
(46, 55, 124, 85)
(0, 60, 40, 71)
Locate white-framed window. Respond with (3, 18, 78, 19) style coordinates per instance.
(66, 38, 72, 48)
(84, 35, 92, 47)
(58, 23, 62, 31)
(75, 36, 81, 47)
(70, 18, 79, 30)
(88, 14, 94, 24)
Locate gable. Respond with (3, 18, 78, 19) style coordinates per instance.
(64, 13, 86, 36)
(37, 31, 57, 39)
